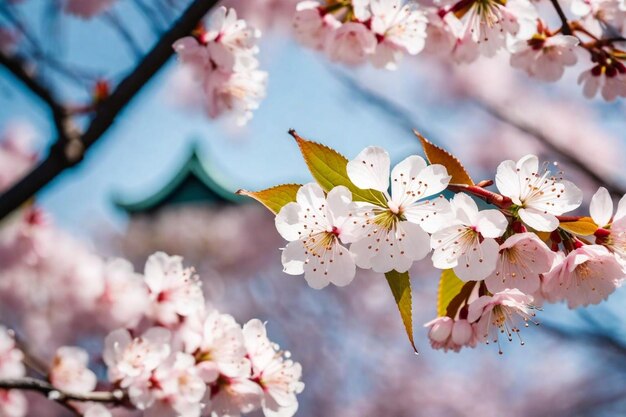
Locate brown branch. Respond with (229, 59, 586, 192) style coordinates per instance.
(549, 0, 573, 35)
(0, 377, 125, 404)
(447, 183, 513, 209)
(0, 0, 220, 220)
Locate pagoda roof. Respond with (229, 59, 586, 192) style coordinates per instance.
(114, 144, 245, 214)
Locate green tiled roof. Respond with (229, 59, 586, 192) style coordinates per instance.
(114, 144, 245, 214)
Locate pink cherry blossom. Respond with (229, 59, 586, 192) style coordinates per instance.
(510, 34, 579, 82)
(50, 346, 97, 393)
(542, 245, 624, 308)
(293, 1, 330, 50)
(0, 390, 27, 417)
(424, 316, 478, 352)
(83, 404, 112, 417)
(578, 62, 626, 102)
(468, 289, 537, 353)
(324, 22, 377, 65)
(485, 232, 555, 294)
(0, 327, 24, 379)
(144, 252, 205, 327)
(590, 187, 626, 266)
(275, 183, 358, 288)
(243, 319, 304, 417)
(431, 193, 508, 281)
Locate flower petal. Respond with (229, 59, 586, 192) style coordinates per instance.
(590, 187, 613, 227)
(454, 238, 500, 281)
(346, 146, 390, 193)
(281, 241, 307, 276)
(495, 159, 522, 203)
(475, 209, 508, 238)
(519, 207, 559, 232)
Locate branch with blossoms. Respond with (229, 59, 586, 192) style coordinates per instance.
(239, 128, 626, 354)
(0, 249, 304, 417)
(0, 0, 225, 220)
(292, 0, 626, 99)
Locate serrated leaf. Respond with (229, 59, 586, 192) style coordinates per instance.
(559, 216, 598, 236)
(384, 270, 417, 352)
(414, 130, 474, 186)
(236, 184, 301, 214)
(289, 130, 387, 206)
(437, 269, 465, 317)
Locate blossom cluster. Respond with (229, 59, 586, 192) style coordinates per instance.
(173, 7, 268, 125)
(292, 0, 626, 101)
(266, 139, 626, 353)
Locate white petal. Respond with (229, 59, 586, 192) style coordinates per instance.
(495, 159, 522, 203)
(346, 146, 391, 193)
(450, 193, 479, 225)
(390, 155, 427, 203)
(615, 194, 626, 221)
(590, 187, 613, 227)
(558, 180, 583, 213)
(454, 238, 500, 281)
(281, 241, 307, 275)
(275, 202, 303, 241)
(325, 185, 354, 221)
(475, 209, 508, 238)
(404, 196, 452, 233)
(519, 207, 559, 232)
(296, 183, 327, 213)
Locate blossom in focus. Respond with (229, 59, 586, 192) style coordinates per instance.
(468, 289, 536, 352)
(63, 0, 117, 18)
(510, 32, 579, 82)
(424, 316, 477, 352)
(485, 232, 554, 294)
(275, 183, 358, 288)
(496, 154, 582, 231)
(144, 252, 205, 326)
(347, 147, 452, 273)
(172, 6, 267, 125)
(542, 245, 624, 308)
(590, 187, 626, 266)
(431, 193, 507, 281)
(243, 319, 304, 417)
(50, 346, 97, 393)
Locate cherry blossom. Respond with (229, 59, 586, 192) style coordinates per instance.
(443, 0, 537, 57)
(103, 327, 171, 404)
(495, 154, 583, 232)
(144, 252, 205, 326)
(293, 1, 330, 49)
(173, 7, 267, 125)
(325, 22, 377, 65)
(431, 193, 508, 281)
(485, 232, 555, 294)
(468, 289, 537, 352)
(367, 0, 428, 70)
(542, 245, 624, 308)
(243, 319, 304, 417)
(590, 187, 626, 265)
(275, 183, 358, 289)
(0, 327, 26, 417)
(83, 405, 112, 417)
(50, 346, 97, 393)
(578, 61, 626, 102)
(346, 147, 452, 273)
(424, 317, 478, 352)
(510, 33, 579, 82)
(149, 352, 207, 417)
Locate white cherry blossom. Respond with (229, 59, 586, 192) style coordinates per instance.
(275, 183, 358, 289)
(346, 147, 452, 273)
(542, 245, 624, 308)
(495, 154, 583, 232)
(431, 193, 508, 281)
(485, 232, 555, 294)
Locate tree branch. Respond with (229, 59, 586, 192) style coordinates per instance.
(549, 0, 573, 35)
(0, 377, 124, 405)
(0, 0, 220, 220)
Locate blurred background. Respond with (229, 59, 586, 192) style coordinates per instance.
(2, 0, 626, 416)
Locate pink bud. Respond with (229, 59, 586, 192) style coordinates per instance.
(428, 317, 453, 343)
(451, 319, 473, 345)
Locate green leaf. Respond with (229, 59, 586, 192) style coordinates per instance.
(384, 270, 417, 352)
(414, 130, 474, 186)
(289, 130, 386, 206)
(559, 216, 598, 236)
(437, 269, 465, 317)
(236, 184, 301, 214)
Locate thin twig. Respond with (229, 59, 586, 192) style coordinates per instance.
(549, 0, 573, 35)
(0, 0, 220, 220)
(0, 377, 125, 404)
